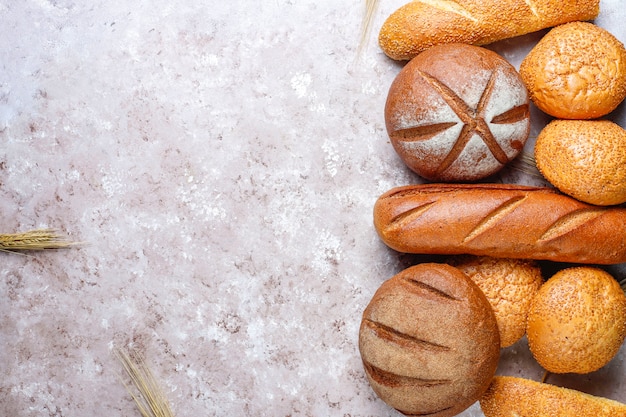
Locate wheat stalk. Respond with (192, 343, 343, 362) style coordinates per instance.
(0, 228, 80, 253)
(356, 0, 380, 59)
(509, 150, 545, 179)
(115, 348, 176, 417)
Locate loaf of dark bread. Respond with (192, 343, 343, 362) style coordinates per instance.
(385, 44, 530, 182)
(359, 263, 500, 417)
(373, 183, 626, 264)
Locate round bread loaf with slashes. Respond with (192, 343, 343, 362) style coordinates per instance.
(358, 263, 500, 417)
(385, 43, 530, 182)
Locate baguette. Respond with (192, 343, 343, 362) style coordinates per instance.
(373, 183, 626, 264)
(480, 376, 626, 417)
(379, 0, 600, 61)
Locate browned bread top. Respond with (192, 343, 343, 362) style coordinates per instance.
(520, 21, 626, 119)
(379, 0, 600, 61)
(448, 255, 543, 348)
(384, 44, 530, 182)
(359, 263, 500, 416)
(526, 266, 626, 374)
(534, 119, 626, 206)
(480, 376, 626, 417)
(373, 183, 626, 264)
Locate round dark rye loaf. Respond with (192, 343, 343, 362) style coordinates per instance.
(359, 263, 500, 417)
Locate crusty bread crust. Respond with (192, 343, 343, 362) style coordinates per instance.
(480, 376, 626, 417)
(448, 256, 543, 348)
(379, 0, 600, 61)
(385, 44, 530, 182)
(373, 183, 626, 264)
(519, 21, 626, 119)
(526, 266, 626, 374)
(359, 263, 500, 416)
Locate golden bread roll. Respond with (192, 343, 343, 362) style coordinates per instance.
(520, 22, 626, 119)
(526, 266, 626, 374)
(480, 376, 626, 417)
(448, 256, 543, 347)
(379, 0, 600, 61)
(359, 263, 500, 417)
(384, 44, 530, 182)
(534, 119, 626, 206)
(373, 183, 626, 264)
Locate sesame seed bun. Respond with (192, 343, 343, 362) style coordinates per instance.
(526, 266, 626, 374)
(534, 119, 626, 206)
(520, 22, 626, 119)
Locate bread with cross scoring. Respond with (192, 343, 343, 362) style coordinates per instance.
(384, 43, 530, 182)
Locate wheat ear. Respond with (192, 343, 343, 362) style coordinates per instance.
(509, 150, 545, 179)
(0, 228, 80, 252)
(356, 0, 379, 59)
(115, 348, 176, 417)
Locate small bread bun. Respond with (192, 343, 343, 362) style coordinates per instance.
(480, 376, 626, 417)
(534, 119, 626, 206)
(520, 22, 626, 119)
(359, 263, 500, 416)
(385, 43, 530, 182)
(448, 256, 543, 348)
(526, 266, 626, 374)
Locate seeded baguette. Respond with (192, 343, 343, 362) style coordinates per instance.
(480, 376, 626, 417)
(373, 183, 626, 264)
(379, 0, 600, 61)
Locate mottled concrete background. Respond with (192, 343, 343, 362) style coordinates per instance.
(1, 1, 624, 416)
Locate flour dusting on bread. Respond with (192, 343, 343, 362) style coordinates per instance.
(385, 44, 530, 181)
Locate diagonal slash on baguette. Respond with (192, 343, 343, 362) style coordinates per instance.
(524, 0, 540, 18)
(538, 208, 605, 242)
(416, 0, 543, 24)
(387, 202, 436, 233)
(463, 196, 527, 243)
